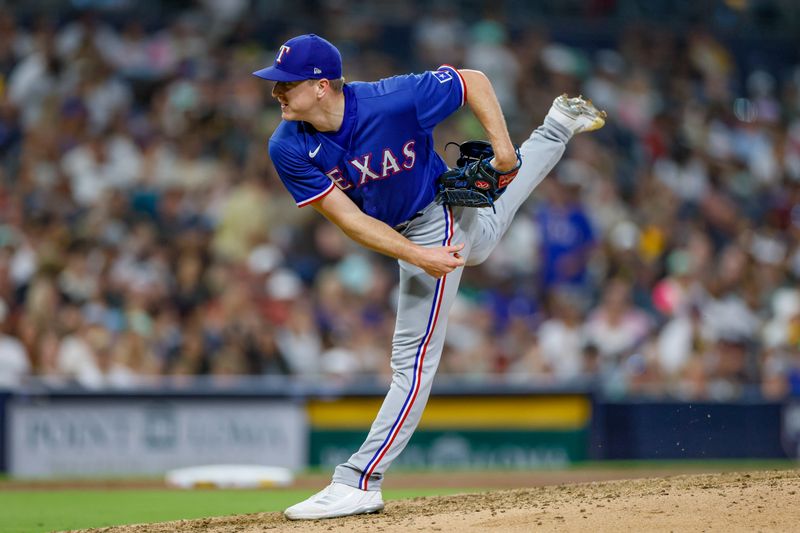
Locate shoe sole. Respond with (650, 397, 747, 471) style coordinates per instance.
(284, 502, 385, 520)
(553, 94, 607, 132)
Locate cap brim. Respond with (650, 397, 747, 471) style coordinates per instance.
(252, 66, 306, 82)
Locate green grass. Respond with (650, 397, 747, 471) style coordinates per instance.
(0, 488, 476, 533)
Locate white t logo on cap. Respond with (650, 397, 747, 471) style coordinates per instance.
(313, 68, 322, 74)
(276, 45, 291, 63)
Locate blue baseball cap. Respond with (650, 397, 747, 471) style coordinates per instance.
(253, 34, 342, 82)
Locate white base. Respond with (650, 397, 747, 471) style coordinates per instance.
(165, 464, 294, 489)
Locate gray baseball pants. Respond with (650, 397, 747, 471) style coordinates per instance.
(332, 117, 572, 491)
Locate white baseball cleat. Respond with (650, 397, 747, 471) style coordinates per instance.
(284, 482, 385, 520)
(547, 94, 607, 134)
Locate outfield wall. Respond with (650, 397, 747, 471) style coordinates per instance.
(0, 384, 797, 477)
(6, 397, 307, 477)
(0, 392, 8, 473)
(308, 394, 591, 469)
(593, 401, 799, 460)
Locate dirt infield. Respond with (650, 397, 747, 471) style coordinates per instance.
(77, 469, 800, 532)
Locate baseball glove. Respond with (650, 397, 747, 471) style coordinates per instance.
(435, 140, 521, 211)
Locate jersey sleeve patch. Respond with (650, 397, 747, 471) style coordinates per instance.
(411, 66, 466, 132)
(436, 64, 466, 107)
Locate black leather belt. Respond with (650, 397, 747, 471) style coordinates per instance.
(393, 211, 424, 233)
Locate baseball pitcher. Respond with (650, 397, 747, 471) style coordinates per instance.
(253, 33, 605, 520)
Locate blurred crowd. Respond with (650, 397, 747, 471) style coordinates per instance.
(0, 0, 799, 400)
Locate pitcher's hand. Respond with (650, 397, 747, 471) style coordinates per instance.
(412, 243, 465, 279)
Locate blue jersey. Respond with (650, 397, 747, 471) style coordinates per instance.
(268, 65, 466, 228)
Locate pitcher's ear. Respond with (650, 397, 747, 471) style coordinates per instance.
(317, 79, 329, 97)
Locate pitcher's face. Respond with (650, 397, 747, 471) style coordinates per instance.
(272, 80, 317, 121)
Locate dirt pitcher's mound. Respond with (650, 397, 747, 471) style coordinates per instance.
(84, 470, 800, 533)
